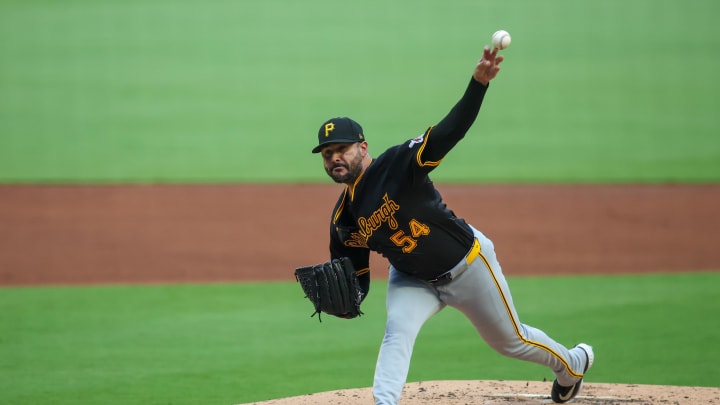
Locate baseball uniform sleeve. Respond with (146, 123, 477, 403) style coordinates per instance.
(417, 78, 489, 165)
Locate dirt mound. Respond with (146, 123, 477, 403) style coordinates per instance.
(239, 380, 719, 404)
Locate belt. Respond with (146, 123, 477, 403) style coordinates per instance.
(426, 237, 481, 286)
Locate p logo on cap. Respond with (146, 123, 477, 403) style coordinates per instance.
(312, 117, 365, 153)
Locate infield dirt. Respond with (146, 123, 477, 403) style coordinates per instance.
(239, 380, 720, 404)
(1, 184, 718, 285)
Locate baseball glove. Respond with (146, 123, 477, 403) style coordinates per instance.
(294, 257, 364, 321)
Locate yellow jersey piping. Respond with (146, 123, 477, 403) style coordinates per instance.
(416, 126, 442, 168)
(332, 190, 348, 224)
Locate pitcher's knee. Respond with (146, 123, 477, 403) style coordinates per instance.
(486, 336, 529, 358)
(385, 315, 423, 337)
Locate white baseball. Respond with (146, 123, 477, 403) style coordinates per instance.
(491, 30, 512, 50)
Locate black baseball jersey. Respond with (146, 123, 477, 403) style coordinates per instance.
(329, 78, 489, 284)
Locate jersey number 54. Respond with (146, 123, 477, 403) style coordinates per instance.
(390, 219, 431, 253)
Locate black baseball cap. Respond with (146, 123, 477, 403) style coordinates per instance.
(312, 117, 365, 153)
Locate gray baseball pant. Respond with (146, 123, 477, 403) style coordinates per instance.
(372, 229, 588, 405)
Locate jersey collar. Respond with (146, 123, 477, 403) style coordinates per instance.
(347, 158, 372, 201)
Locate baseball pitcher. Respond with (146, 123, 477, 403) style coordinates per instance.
(295, 45, 593, 404)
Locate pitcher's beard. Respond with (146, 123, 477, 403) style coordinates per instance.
(328, 165, 360, 184)
(327, 155, 363, 184)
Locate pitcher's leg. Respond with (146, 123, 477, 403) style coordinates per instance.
(373, 268, 444, 405)
(441, 233, 588, 386)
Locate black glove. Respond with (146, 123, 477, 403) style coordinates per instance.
(294, 257, 365, 322)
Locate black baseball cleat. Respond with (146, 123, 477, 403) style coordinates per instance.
(551, 343, 594, 403)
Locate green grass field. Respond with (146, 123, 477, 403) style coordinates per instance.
(2, 1, 719, 404)
(1, 0, 719, 183)
(1, 273, 718, 405)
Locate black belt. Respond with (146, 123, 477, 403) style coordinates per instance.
(426, 238, 480, 286)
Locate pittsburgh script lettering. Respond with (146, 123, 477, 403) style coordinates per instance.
(342, 193, 401, 248)
(357, 193, 400, 239)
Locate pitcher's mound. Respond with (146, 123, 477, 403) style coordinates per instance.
(240, 380, 719, 404)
